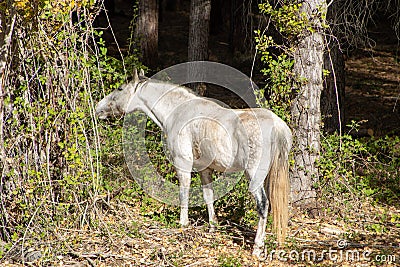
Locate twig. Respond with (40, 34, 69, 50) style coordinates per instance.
(68, 251, 96, 267)
(69, 250, 136, 260)
(159, 247, 175, 267)
(21, 203, 43, 264)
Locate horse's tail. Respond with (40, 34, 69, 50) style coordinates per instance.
(268, 123, 291, 245)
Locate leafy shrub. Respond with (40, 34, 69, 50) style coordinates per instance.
(317, 122, 400, 212)
(0, 0, 141, 258)
(218, 254, 242, 267)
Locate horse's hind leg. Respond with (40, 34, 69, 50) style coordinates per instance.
(200, 168, 218, 230)
(177, 170, 191, 226)
(251, 181, 269, 257)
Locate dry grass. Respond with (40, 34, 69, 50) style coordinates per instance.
(1, 196, 399, 266)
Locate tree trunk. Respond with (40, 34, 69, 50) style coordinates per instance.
(188, 0, 211, 95)
(136, 0, 159, 69)
(321, 38, 345, 133)
(0, 12, 16, 173)
(290, 0, 326, 207)
(0, 8, 16, 240)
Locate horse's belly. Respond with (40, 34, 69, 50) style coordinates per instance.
(189, 117, 249, 172)
(193, 158, 241, 172)
(192, 142, 245, 172)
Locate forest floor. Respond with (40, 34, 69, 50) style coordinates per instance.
(2, 196, 399, 266)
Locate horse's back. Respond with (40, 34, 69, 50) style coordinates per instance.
(234, 108, 291, 144)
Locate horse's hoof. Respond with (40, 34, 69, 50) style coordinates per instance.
(252, 247, 265, 259)
(179, 220, 189, 227)
(208, 221, 218, 232)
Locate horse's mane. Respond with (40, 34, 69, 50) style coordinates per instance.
(175, 84, 200, 97)
(147, 78, 200, 97)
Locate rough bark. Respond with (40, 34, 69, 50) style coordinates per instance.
(290, 0, 326, 207)
(188, 0, 211, 95)
(136, 0, 159, 69)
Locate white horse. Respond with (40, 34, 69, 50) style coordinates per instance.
(95, 69, 292, 257)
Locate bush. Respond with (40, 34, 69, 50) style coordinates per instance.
(0, 0, 140, 258)
(317, 122, 400, 213)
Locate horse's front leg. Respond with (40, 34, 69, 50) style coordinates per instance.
(200, 168, 218, 230)
(170, 134, 193, 227)
(177, 170, 191, 226)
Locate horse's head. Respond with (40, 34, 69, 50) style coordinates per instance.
(95, 69, 146, 119)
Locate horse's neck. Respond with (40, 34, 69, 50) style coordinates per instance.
(138, 81, 197, 129)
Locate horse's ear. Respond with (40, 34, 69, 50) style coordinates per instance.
(139, 69, 145, 77)
(133, 68, 139, 83)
